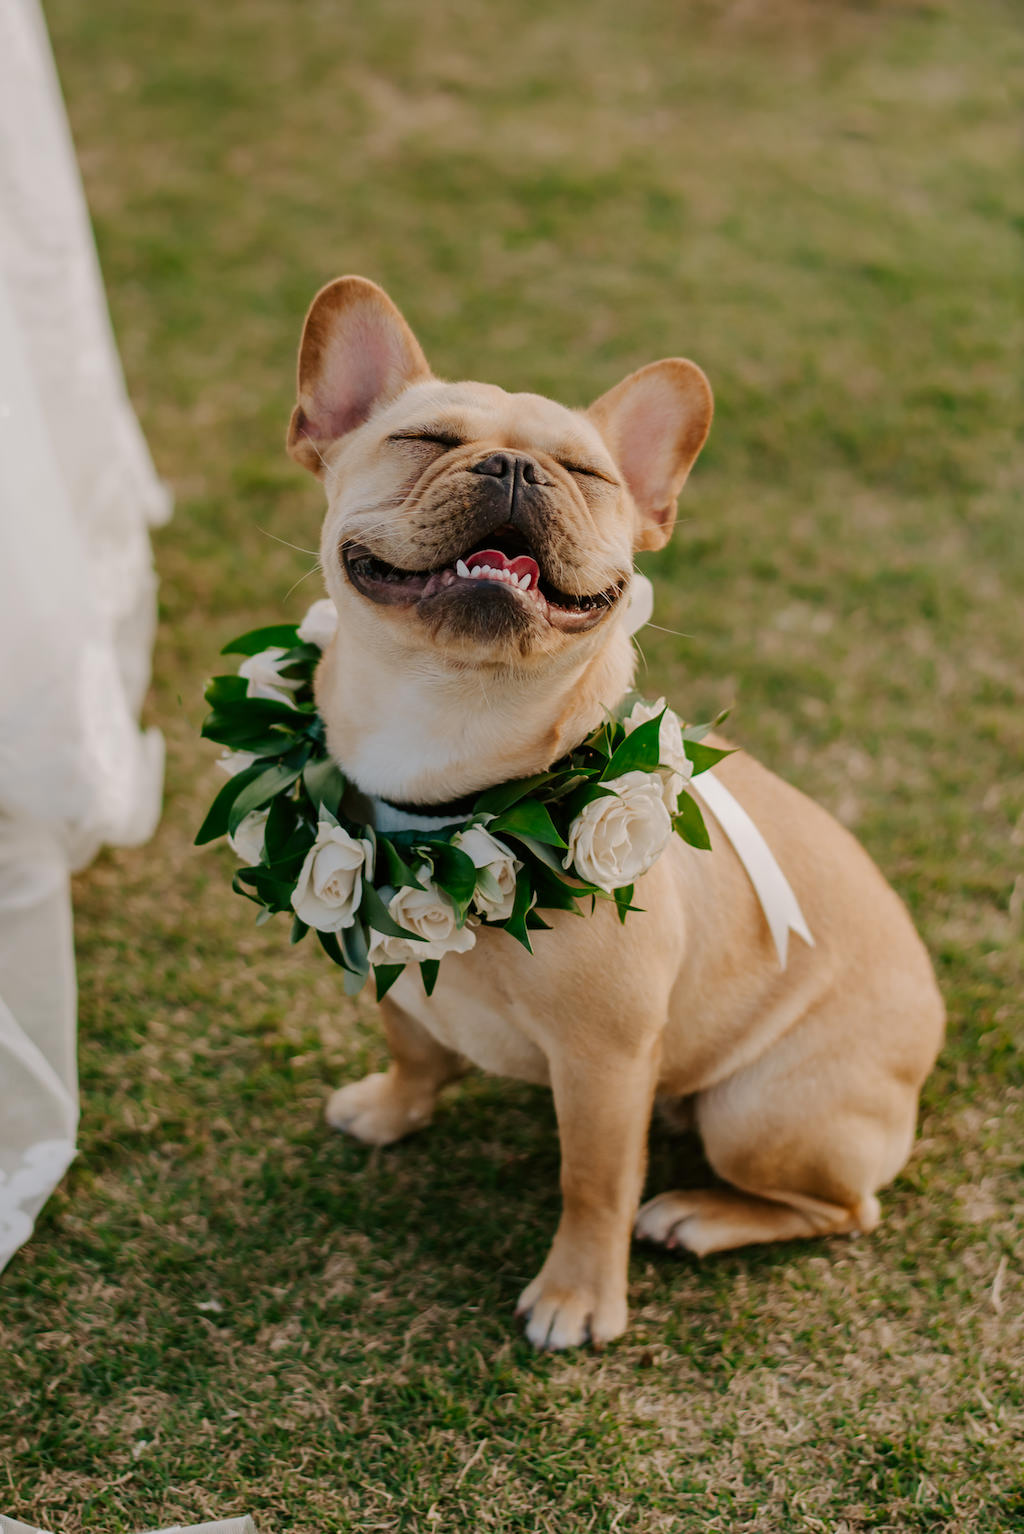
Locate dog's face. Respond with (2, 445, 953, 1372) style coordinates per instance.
(288, 278, 713, 670)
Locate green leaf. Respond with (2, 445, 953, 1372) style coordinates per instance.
(234, 866, 298, 912)
(528, 861, 586, 912)
(200, 700, 312, 753)
(674, 791, 712, 851)
(534, 768, 600, 803)
(509, 832, 567, 875)
(342, 965, 367, 997)
(361, 881, 425, 940)
(221, 624, 301, 656)
(681, 711, 728, 744)
(473, 866, 502, 904)
(503, 870, 535, 953)
(316, 929, 347, 968)
(424, 842, 478, 914)
(194, 762, 265, 844)
(290, 915, 309, 945)
(263, 832, 317, 882)
(525, 910, 553, 930)
(202, 695, 308, 730)
(314, 932, 362, 991)
(473, 772, 553, 817)
(302, 755, 347, 816)
(420, 959, 440, 996)
(199, 721, 301, 755)
(601, 711, 664, 779)
(684, 741, 735, 775)
(230, 869, 266, 908)
(374, 964, 404, 1001)
(227, 762, 303, 834)
(203, 674, 250, 707)
(263, 794, 300, 861)
(316, 928, 367, 997)
(274, 641, 322, 668)
(489, 798, 567, 849)
(613, 883, 634, 924)
(340, 918, 369, 975)
(587, 719, 617, 759)
(378, 836, 425, 891)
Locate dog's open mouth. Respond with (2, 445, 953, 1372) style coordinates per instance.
(343, 527, 625, 633)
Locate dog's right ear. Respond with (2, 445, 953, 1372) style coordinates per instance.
(287, 277, 431, 477)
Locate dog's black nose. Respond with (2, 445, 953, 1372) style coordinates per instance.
(470, 452, 547, 485)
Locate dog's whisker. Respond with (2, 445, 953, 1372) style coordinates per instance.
(257, 525, 321, 557)
(644, 622, 695, 639)
(284, 562, 323, 602)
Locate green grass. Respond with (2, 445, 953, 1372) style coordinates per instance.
(2, 0, 1022, 1529)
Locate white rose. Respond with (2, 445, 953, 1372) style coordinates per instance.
(291, 821, 374, 932)
(368, 869, 477, 966)
(228, 808, 269, 865)
(297, 598, 338, 649)
(238, 647, 303, 707)
(624, 697, 694, 811)
(453, 825, 521, 922)
(564, 771, 672, 892)
(216, 749, 258, 777)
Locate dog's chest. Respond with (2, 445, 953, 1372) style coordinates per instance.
(389, 967, 550, 1086)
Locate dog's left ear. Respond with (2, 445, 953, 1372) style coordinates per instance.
(287, 276, 431, 477)
(587, 359, 713, 552)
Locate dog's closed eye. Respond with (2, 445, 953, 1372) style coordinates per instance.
(559, 459, 619, 485)
(388, 428, 466, 450)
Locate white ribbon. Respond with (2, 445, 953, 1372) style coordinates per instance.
(689, 771, 814, 969)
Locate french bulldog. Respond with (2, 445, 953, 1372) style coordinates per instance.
(285, 276, 944, 1350)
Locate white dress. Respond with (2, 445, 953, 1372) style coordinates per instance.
(0, 0, 170, 1272)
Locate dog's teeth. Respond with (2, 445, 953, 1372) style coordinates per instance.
(456, 559, 470, 578)
(520, 573, 532, 590)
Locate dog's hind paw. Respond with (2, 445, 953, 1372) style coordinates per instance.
(634, 1187, 868, 1255)
(325, 1071, 435, 1146)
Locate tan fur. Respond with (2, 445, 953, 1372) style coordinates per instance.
(293, 277, 944, 1350)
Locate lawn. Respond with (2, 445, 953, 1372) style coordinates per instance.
(2, 1, 1021, 1530)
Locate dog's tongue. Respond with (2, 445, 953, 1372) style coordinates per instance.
(467, 548, 540, 584)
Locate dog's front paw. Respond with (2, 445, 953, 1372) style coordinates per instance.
(515, 1268, 628, 1351)
(325, 1071, 435, 1146)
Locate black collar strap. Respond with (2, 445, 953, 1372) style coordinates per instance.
(371, 785, 487, 821)
(368, 734, 589, 825)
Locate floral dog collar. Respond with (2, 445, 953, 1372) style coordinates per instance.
(196, 602, 728, 1000)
